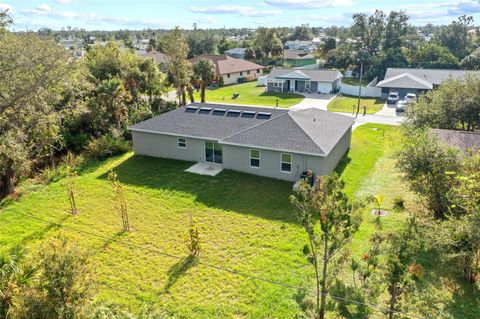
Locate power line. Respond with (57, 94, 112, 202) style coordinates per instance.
(9, 210, 427, 319)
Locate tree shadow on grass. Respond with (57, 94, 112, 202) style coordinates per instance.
(98, 156, 297, 224)
(335, 149, 352, 176)
(17, 213, 70, 247)
(162, 255, 196, 293)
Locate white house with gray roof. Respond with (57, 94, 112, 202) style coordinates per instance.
(266, 68, 343, 94)
(129, 103, 353, 182)
(377, 68, 480, 98)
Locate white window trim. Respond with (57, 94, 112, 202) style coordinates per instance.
(249, 149, 260, 169)
(273, 82, 279, 87)
(177, 137, 186, 149)
(305, 81, 311, 89)
(280, 153, 292, 173)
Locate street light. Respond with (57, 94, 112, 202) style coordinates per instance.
(355, 58, 363, 118)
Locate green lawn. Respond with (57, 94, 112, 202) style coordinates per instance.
(193, 81, 304, 108)
(1, 125, 478, 318)
(328, 95, 385, 114)
(341, 77, 370, 86)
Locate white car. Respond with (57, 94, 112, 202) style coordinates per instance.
(404, 93, 417, 103)
(396, 100, 408, 112)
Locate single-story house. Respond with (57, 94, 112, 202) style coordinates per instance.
(190, 54, 265, 85)
(284, 40, 315, 51)
(266, 68, 343, 94)
(136, 50, 168, 71)
(429, 129, 480, 154)
(225, 47, 246, 60)
(283, 50, 317, 67)
(129, 103, 354, 182)
(376, 68, 480, 98)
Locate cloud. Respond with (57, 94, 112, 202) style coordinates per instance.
(189, 5, 281, 17)
(0, 3, 12, 11)
(264, 0, 354, 9)
(195, 16, 216, 24)
(36, 4, 51, 12)
(55, 0, 72, 3)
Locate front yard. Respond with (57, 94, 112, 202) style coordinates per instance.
(0, 124, 478, 318)
(193, 81, 304, 108)
(327, 94, 385, 114)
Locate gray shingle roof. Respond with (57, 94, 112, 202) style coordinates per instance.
(129, 103, 354, 157)
(382, 68, 480, 86)
(376, 73, 434, 90)
(429, 129, 480, 153)
(267, 68, 342, 83)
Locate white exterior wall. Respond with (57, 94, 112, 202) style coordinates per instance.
(317, 81, 333, 93)
(220, 69, 263, 85)
(339, 82, 382, 98)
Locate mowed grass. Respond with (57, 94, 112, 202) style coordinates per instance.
(193, 81, 304, 108)
(328, 95, 385, 114)
(0, 124, 478, 318)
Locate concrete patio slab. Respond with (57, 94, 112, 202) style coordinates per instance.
(185, 163, 224, 176)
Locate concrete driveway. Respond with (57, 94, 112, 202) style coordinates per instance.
(289, 93, 336, 110)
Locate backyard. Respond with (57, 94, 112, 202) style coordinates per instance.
(327, 94, 385, 114)
(193, 81, 304, 108)
(0, 124, 478, 318)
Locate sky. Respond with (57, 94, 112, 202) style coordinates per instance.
(2, 0, 480, 31)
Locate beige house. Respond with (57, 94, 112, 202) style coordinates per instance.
(191, 55, 265, 85)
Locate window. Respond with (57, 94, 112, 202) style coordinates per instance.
(178, 137, 186, 149)
(273, 82, 279, 87)
(257, 69, 260, 73)
(305, 81, 311, 89)
(281, 153, 292, 173)
(250, 149, 260, 168)
(227, 73, 230, 78)
(240, 72, 243, 76)
(247, 70, 251, 75)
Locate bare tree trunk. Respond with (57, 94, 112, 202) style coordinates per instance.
(181, 90, 187, 106)
(0, 164, 15, 198)
(201, 84, 206, 103)
(308, 235, 321, 316)
(319, 238, 329, 319)
(388, 283, 397, 319)
(187, 86, 195, 104)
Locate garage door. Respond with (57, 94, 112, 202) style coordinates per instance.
(317, 82, 332, 94)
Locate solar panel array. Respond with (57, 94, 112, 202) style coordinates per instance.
(185, 106, 272, 120)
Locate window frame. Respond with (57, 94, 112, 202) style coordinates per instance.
(273, 82, 279, 88)
(305, 81, 311, 89)
(177, 137, 187, 149)
(280, 153, 292, 173)
(227, 73, 230, 78)
(249, 149, 260, 168)
(240, 71, 243, 76)
(247, 70, 251, 75)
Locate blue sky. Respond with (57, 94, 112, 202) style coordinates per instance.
(3, 0, 480, 31)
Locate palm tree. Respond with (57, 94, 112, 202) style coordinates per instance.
(193, 59, 216, 103)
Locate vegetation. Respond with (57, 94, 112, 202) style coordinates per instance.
(193, 81, 304, 108)
(327, 95, 385, 114)
(192, 59, 216, 103)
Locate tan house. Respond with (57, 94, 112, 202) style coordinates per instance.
(191, 55, 265, 85)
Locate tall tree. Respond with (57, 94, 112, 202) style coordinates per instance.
(253, 27, 283, 64)
(435, 15, 474, 59)
(407, 43, 459, 69)
(290, 24, 313, 40)
(350, 10, 386, 55)
(163, 27, 193, 106)
(290, 173, 361, 319)
(0, 15, 79, 197)
(193, 59, 215, 103)
(383, 11, 409, 51)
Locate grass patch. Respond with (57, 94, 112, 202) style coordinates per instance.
(1, 124, 478, 318)
(341, 77, 370, 86)
(328, 95, 385, 114)
(194, 81, 304, 108)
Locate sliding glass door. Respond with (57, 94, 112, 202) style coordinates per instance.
(205, 141, 223, 164)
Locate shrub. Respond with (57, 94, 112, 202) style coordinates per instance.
(85, 135, 130, 160)
(39, 153, 84, 184)
(218, 76, 224, 87)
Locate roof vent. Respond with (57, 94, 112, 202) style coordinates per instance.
(212, 108, 227, 116)
(257, 112, 272, 119)
(199, 107, 212, 114)
(226, 110, 241, 117)
(186, 106, 198, 113)
(241, 111, 256, 118)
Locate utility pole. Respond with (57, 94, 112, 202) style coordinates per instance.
(356, 59, 363, 118)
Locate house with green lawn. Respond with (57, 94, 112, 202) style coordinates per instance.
(266, 68, 343, 94)
(129, 103, 353, 182)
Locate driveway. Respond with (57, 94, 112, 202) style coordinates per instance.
(289, 93, 336, 110)
(334, 112, 405, 130)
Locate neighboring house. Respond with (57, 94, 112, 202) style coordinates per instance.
(429, 129, 480, 154)
(136, 50, 168, 71)
(266, 68, 343, 94)
(283, 49, 317, 67)
(225, 47, 246, 59)
(59, 38, 84, 50)
(376, 68, 480, 98)
(284, 40, 315, 51)
(190, 55, 265, 85)
(129, 103, 354, 182)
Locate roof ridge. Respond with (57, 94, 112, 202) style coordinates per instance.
(219, 111, 290, 141)
(288, 111, 326, 154)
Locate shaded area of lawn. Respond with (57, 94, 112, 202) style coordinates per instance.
(328, 94, 385, 114)
(193, 81, 304, 108)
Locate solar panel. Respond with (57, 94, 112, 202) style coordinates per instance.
(256, 112, 272, 119)
(241, 111, 256, 118)
(212, 108, 227, 116)
(226, 110, 241, 117)
(185, 106, 198, 113)
(199, 107, 212, 114)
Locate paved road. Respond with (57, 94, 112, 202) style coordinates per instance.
(289, 93, 336, 110)
(333, 112, 405, 129)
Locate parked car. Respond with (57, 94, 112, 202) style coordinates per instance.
(404, 93, 417, 103)
(387, 92, 400, 104)
(396, 100, 408, 112)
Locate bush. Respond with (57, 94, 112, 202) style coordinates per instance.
(393, 195, 405, 210)
(85, 135, 130, 160)
(218, 76, 224, 87)
(39, 153, 84, 184)
(63, 131, 91, 153)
